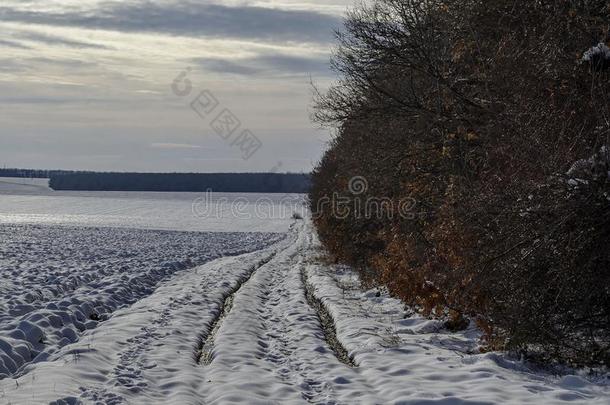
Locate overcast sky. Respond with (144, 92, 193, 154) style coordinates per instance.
(0, 0, 352, 173)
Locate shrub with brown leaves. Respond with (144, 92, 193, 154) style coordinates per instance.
(310, 0, 609, 366)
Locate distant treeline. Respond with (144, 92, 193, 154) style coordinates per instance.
(0, 168, 311, 193)
(48, 172, 311, 193)
(0, 168, 70, 178)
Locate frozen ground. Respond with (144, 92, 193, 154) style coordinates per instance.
(0, 178, 51, 194)
(0, 222, 607, 404)
(0, 191, 304, 233)
(0, 223, 283, 380)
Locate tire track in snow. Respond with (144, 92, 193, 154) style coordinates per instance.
(194, 251, 280, 365)
(301, 267, 357, 368)
(258, 255, 340, 403)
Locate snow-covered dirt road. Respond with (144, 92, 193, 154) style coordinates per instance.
(0, 222, 608, 404)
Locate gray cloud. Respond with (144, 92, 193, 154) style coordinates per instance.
(0, 96, 114, 105)
(194, 54, 332, 76)
(0, 56, 97, 76)
(0, 1, 341, 43)
(0, 59, 31, 73)
(198, 59, 261, 76)
(0, 38, 31, 49)
(26, 57, 98, 68)
(19, 32, 111, 49)
(0, 96, 76, 105)
(150, 143, 203, 150)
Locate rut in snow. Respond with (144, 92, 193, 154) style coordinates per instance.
(300, 267, 356, 367)
(194, 252, 278, 365)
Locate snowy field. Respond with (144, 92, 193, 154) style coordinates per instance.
(0, 224, 283, 380)
(0, 178, 51, 194)
(0, 183, 608, 404)
(0, 190, 304, 233)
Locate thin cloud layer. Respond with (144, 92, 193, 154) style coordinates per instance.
(0, 39, 31, 49)
(19, 31, 111, 49)
(0, 1, 341, 43)
(0, 0, 346, 172)
(194, 54, 331, 76)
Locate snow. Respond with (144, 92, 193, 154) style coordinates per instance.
(0, 221, 608, 404)
(0, 224, 283, 380)
(566, 146, 609, 196)
(0, 177, 51, 193)
(583, 43, 610, 64)
(307, 264, 609, 404)
(0, 191, 304, 233)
